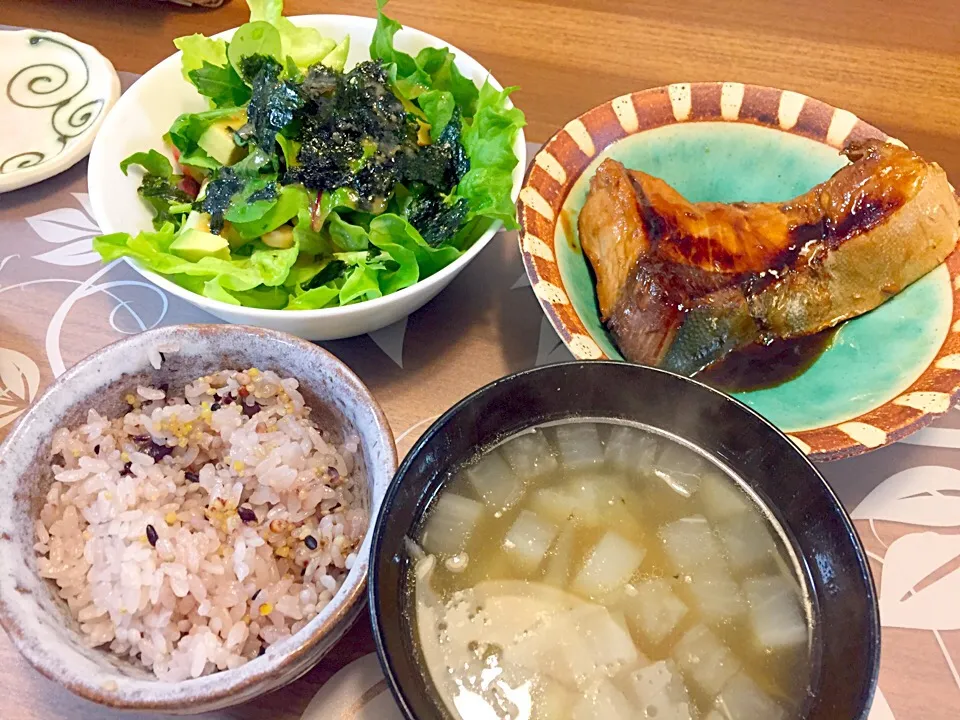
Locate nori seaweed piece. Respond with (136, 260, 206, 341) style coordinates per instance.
(407, 193, 469, 247)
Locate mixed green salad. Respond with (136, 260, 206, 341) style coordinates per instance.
(95, 0, 525, 310)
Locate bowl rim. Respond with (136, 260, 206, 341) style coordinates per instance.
(0, 323, 398, 710)
(367, 359, 881, 720)
(515, 80, 960, 462)
(0, 29, 121, 194)
(86, 13, 527, 322)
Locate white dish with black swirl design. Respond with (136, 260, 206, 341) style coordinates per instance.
(0, 29, 120, 193)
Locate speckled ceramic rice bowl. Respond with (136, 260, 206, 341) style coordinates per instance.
(0, 325, 396, 714)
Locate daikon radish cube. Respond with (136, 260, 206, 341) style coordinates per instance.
(544, 526, 576, 587)
(563, 479, 609, 521)
(532, 677, 575, 720)
(574, 606, 640, 677)
(511, 604, 638, 687)
(687, 567, 744, 625)
(590, 476, 646, 539)
(530, 481, 613, 528)
(621, 660, 696, 720)
(605, 426, 660, 474)
(572, 679, 636, 720)
(717, 514, 777, 574)
(659, 515, 722, 573)
(530, 487, 586, 526)
(554, 423, 604, 471)
(671, 624, 741, 696)
(652, 443, 705, 498)
(699, 472, 752, 520)
(573, 532, 646, 598)
(422, 494, 484, 555)
(503, 510, 559, 573)
(712, 671, 786, 720)
(500, 430, 558, 479)
(465, 451, 525, 513)
(744, 576, 808, 650)
(620, 578, 688, 646)
(579, 477, 648, 540)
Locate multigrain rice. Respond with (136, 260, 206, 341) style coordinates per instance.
(35, 368, 367, 681)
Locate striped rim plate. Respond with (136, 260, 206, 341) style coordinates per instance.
(517, 81, 960, 462)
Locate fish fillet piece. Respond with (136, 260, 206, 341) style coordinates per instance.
(578, 140, 960, 373)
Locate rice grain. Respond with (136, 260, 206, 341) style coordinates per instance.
(36, 369, 367, 681)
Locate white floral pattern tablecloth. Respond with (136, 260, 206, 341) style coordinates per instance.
(1, 72, 960, 720)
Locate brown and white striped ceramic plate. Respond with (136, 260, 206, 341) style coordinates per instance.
(517, 81, 960, 462)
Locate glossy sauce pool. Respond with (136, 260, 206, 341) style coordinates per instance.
(698, 328, 838, 393)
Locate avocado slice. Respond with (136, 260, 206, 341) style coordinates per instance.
(198, 112, 248, 166)
(182, 209, 211, 233)
(170, 212, 231, 262)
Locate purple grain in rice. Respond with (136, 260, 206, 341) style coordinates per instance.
(35, 368, 367, 682)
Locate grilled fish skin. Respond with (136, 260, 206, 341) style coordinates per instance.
(578, 140, 960, 374)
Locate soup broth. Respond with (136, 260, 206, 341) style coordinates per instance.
(410, 420, 813, 720)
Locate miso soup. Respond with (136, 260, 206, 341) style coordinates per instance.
(410, 420, 812, 720)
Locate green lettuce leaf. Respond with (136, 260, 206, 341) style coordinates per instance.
(371, 5, 479, 119)
(291, 207, 329, 255)
(201, 277, 244, 305)
(304, 258, 347, 288)
(338, 254, 387, 305)
(94, 225, 268, 294)
(457, 81, 525, 230)
(319, 37, 350, 72)
(120, 151, 193, 230)
(166, 107, 245, 169)
(200, 148, 274, 231)
(276, 19, 336, 68)
(368, 213, 460, 277)
(138, 176, 194, 230)
(174, 34, 229, 82)
(277, 134, 301, 167)
(371, 243, 417, 294)
(231, 184, 310, 239)
(250, 238, 299, 286)
(327, 212, 369, 252)
(418, 89, 455, 140)
(120, 149, 173, 179)
(246, 0, 282, 23)
(370, 0, 419, 78)
(222, 177, 279, 223)
(413, 47, 479, 118)
(286, 254, 338, 289)
(286, 283, 340, 310)
(189, 62, 252, 108)
(246, 0, 342, 71)
(312, 188, 358, 229)
(201, 279, 291, 308)
(228, 22, 284, 77)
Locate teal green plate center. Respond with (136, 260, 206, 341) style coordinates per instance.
(557, 122, 951, 433)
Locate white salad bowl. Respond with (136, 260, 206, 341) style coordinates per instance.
(87, 15, 526, 341)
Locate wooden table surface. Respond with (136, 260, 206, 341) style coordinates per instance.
(2, 1, 960, 719)
(4, 0, 959, 171)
